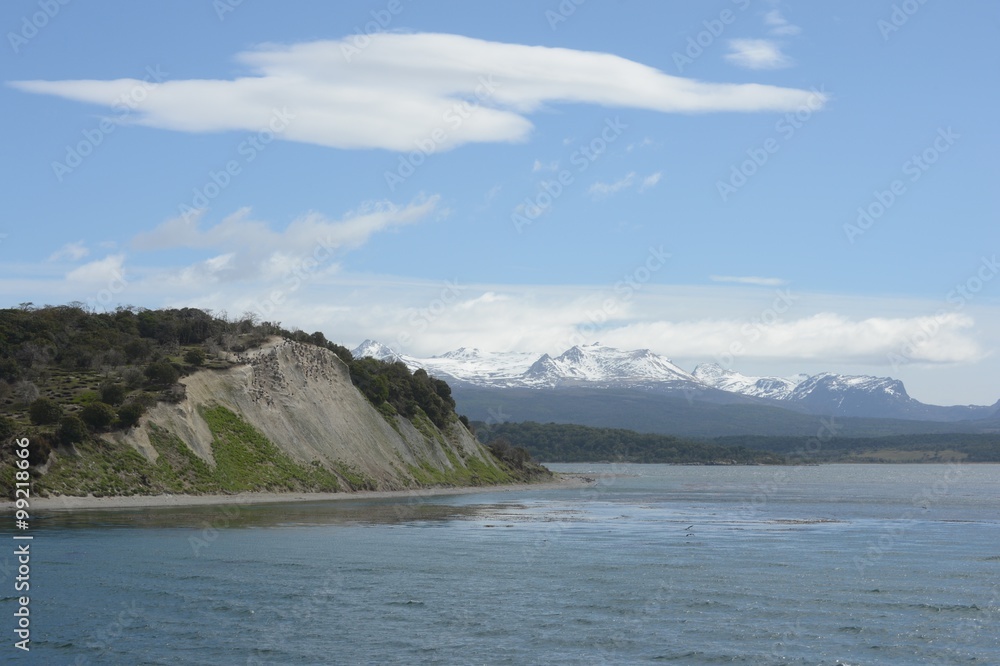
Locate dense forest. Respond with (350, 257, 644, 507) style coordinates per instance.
(474, 421, 786, 464)
(714, 433, 1000, 463)
(0, 304, 470, 470)
(474, 421, 1000, 464)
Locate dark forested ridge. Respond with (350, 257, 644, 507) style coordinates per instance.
(474, 421, 786, 464)
(714, 433, 1000, 463)
(473, 421, 1000, 464)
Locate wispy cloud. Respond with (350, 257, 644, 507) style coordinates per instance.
(66, 254, 125, 284)
(764, 9, 801, 36)
(710, 275, 788, 287)
(11, 34, 825, 152)
(725, 39, 793, 70)
(48, 240, 89, 262)
(131, 196, 440, 283)
(532, 159, 559, 172)
(590, 171, 662, 199)
(639, 172, 662, 192)
(589, 172, 636, 199)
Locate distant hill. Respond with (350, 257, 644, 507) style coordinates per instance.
(453, 385, 1000, 439)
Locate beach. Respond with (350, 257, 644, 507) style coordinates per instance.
(6, 473, 595, 512)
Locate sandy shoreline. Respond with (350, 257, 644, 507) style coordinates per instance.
(5, 474, 596, 512)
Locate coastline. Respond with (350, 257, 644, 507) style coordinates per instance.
(6, 473, 595, 512)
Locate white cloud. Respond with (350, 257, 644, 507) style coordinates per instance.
(532, 159, 559, 172)
(710, 275, 787, 287)
(639, 172, 662, 192)
(590, 171, 662, 198)
(589, 172, 636, 199)
(626, 137, 654, 152)
(48, 240, 89, 262)
(725, 39, 793, 70)
(132, 195, 440, 282)
(66, 254, 125, 284)
(11, 34, 825, 152)
(764, 9, 802, 36)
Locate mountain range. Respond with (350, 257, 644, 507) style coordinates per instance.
(352, 340, 999, 426)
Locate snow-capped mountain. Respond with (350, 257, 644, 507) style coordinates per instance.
(351, 339, 406, 363)
(350, 340, 997, 421)
(521, 344, 697, 388)
(693, 363, 803, 400)
(351, 341, 696, 389)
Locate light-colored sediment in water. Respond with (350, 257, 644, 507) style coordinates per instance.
(11, 474, 595, 512)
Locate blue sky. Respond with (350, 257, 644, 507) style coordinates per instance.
(2, 0, 998, 406)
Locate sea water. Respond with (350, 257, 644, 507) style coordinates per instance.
(7, 463, 1000, 664)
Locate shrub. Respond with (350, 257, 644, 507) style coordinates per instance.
(80, 402, 116, 430)
(122, 366, 146, 389)
(145, 360, 179, 385)
(26, 433, 53, 466)
(100, 382, 127, 406)
(28, 397, 63, 425)
(57, 415, 89, 445)
(183, 348, 205, 366)
(0, 415, 16, 441)
(117, 401, 146, 429)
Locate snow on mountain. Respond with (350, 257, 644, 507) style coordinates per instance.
(424, 348, 539, 386)
(692, 363, 802, 400)
(349, 340, 995, 418)
(521, 343, 697, 388)
(352, 341, 696, 388)
(350, 339, 407, 364)
(789, 372, 907, 402)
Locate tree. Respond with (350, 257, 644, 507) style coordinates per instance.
(100, 382, 127, 405)
(28, 397, 63, 425)
(183, 348, 205, 366)
(57, 415, 89, 445)
(13, 381, 39, 405)
(145, 360, 179, 385)
(0, 415, 16, 441)
(117, 402, 146, 429)
(80, 402, 116, 430)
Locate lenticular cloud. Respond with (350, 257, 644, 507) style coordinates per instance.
(10, 33, 827, 152)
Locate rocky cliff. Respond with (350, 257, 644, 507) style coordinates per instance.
(40, 338, 531, 496)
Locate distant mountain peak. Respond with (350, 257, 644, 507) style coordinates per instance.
(350, 339, 403, 362)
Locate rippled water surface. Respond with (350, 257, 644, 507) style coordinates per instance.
(11, 464, 1000, 664)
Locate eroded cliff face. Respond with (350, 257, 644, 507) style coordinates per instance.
(107, 338, 509, 491)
